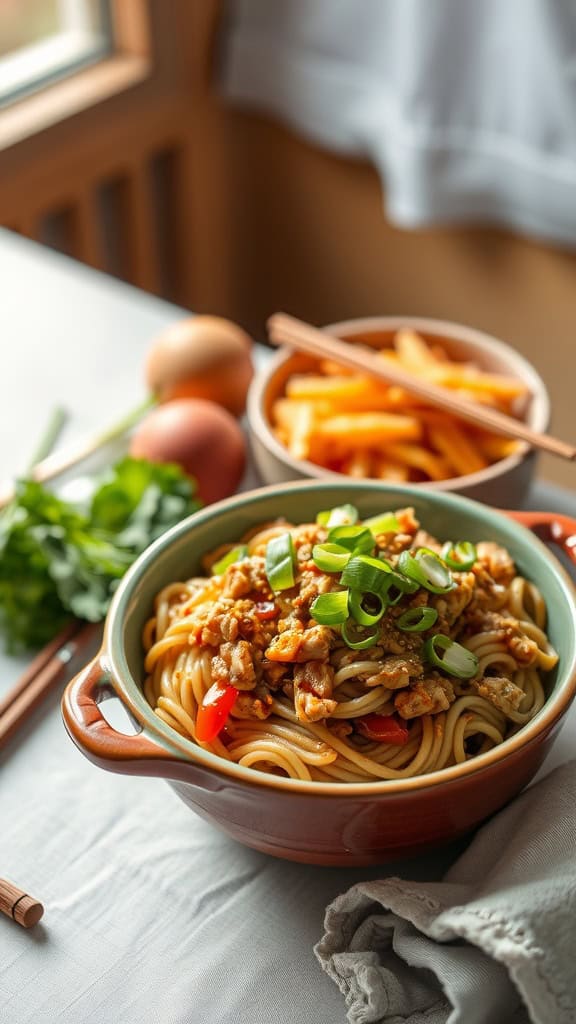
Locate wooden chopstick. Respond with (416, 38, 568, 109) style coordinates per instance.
(267, 312, 576, 462)
(0, 621, 81, 720)
(0, 878, 44, 928)
(0, 621, 100, 751)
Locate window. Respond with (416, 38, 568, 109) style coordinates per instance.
(0, 0, 112, 108)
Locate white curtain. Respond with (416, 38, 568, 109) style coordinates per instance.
(220, 0, 576, 247)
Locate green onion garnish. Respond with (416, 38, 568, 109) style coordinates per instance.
(341, 618, 380, 650)
(211, 544, 249, 575)
(310, 590, 350, 625)
(396, 606, 438, 632)
(441, 541, 478, 571)
(316, 504, 359, 527)
(397, 548, 454, 594)
(341, 554, 417, 598)
(327, 524, 374, 554)
(380, 574, 418, 604)
(265, 532, 296, 592)
(349, 589, 386, 626)
(424, 635, 479, 679)
(312, 543, 352, 573)
(363, 512, 401, 536)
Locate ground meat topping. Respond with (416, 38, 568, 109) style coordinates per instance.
(233, 690, 274, 720)
(292, 570, 336, 614)
(265, 624, 332, 663)
(376, 532, 415, 558)
(395, 676, 455, 719)
(363, 654, 423, 689)
(211, 640, 257, 691)
(430, 571, 476, 630)
(475, 542, 516, 585)
(474, 676, 525, 715)
(222, 557, 269, 600)
(378, 618, 423, 656)
(467, 562, 509, 611)
(260, 659, 290, 689)
(293, 661, 337, 722)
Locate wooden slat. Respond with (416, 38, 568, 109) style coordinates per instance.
(16, 217, 39, 240)
(112, 0, 152, 56)
(73, 191, 104, 269)
(123, 162, 160, 293)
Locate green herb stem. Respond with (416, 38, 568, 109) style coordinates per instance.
(89, 395, 156, 450)
(26, 405, 69, 473)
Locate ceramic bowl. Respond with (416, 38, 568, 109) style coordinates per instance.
(62, 481, 576, 866)
(247, 317, 550, 507)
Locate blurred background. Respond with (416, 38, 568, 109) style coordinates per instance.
(0, 0, 574, 484)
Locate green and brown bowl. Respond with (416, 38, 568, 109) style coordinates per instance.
(62, 482, 576, 865)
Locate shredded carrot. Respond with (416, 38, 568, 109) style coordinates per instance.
(269, 328, 529, 483)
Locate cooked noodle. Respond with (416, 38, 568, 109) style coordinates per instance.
(142, 507, 558, 782)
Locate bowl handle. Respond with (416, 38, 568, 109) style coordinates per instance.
(62, 653, 185, 775)
(503, 510, 576, 566)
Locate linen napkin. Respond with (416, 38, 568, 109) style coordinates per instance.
(315, 761, 576, 1024)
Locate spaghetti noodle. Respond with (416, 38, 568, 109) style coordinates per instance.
(142, 506, 558, 782)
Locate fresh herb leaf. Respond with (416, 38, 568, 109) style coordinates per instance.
(0, 458, 201, 653)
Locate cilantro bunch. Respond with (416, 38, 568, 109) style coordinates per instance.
(0, 457, 201, 653)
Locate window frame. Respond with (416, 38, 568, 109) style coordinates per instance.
(0, 0, 151, 152)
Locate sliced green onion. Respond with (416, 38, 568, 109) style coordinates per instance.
(265, 532, 296, 591)
(341, 618, 380, 650)
(341, 555, 417, 598)
(441, 541, 478, 571)
(396, 606, 438, 632)
(380, 571, 419, 603)
(349, 589, 386, 626)
(424, 635, 479, 679)
(316, 503, 358, 527)
(363, 512, 401, 536)
(397, 548, 454, 594)
(211, 544, 249, 575)
(327, 524, 374, 554)
(310, 589, 350, 625)
(312, 543, 352, 573)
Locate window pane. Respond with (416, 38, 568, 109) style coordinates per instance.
(0, 0, 112, 105)
(0, 1, 61, 57)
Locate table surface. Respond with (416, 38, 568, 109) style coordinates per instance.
(1, 230, 575, 1024)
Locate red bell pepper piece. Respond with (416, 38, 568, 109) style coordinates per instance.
(195, 681, 238, 742)
(356, 713, 409, 745)
(254, 600, 278, 621)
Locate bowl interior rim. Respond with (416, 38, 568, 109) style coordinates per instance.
(105, 479, 576, 797)
(248, 315, 550, 489)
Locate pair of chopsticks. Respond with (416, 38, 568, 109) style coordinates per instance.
(0, 622, 99, 931)
(267, 313, 576, 462)
(0, 620, 99, 751)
